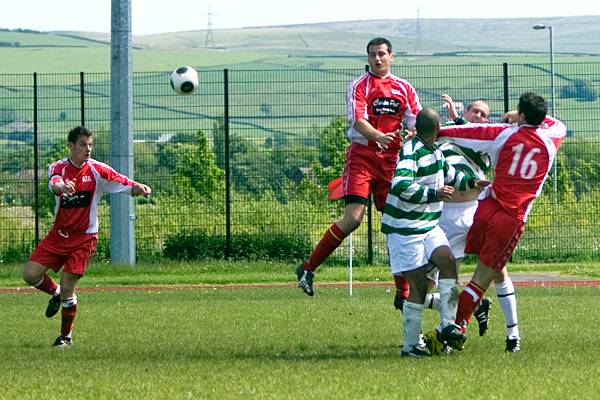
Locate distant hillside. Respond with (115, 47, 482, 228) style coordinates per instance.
(60, 15, 600, 55)
(2, 16, 600, 73)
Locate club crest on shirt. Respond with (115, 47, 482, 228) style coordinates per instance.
(372, 97, 400, 115)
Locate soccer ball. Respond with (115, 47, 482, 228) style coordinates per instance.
(170, 66, 199, 95)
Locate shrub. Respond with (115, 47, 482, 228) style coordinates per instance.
(0, 240, 32, 263)
(163, 230, 311, 261)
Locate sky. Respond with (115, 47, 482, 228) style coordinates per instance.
(2, 0, 600, 35)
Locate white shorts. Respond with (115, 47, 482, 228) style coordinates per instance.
(439, 201, 478, 259)
(387, 225, 449, 275)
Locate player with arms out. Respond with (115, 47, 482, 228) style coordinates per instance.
(382, 108, 489, 357)
(22, 126, 151, 348)
(296, 37, 421, 296)
(437, 94, 525, 345)
(439, 92, 566, 352)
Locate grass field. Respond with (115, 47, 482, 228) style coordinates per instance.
(1, 262, 600, 399)
(2, 260, 600, 287)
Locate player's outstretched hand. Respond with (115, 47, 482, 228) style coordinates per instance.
(132, 183, 152, 197)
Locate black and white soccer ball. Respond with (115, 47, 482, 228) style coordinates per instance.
(170, 66, 199, 95)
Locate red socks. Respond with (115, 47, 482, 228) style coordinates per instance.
(61, 303, 78, 339)
(34, 274, 59, 296)
(394, 274, 409, 299)
(455, 281, 485, 331)
(304, 224, 348, 272)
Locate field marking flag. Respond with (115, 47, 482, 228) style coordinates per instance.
(327, 176, 352, 297)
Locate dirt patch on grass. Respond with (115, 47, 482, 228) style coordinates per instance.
(1, 272, 600, 294)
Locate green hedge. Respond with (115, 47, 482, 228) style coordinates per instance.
(163, 230, 311, 261)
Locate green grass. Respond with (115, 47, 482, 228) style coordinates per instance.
(1, 260, 600, 288)
(1, 283, 600, 399)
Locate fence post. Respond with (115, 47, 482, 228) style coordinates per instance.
(503, 62, 514, 261)
(503, 63, 509, 114)
(33, 73, 40, 245)
(80, 71, 85, 126)
(224, 68, 231, 259)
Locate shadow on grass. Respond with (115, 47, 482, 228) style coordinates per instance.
(5, 342, 406, 362)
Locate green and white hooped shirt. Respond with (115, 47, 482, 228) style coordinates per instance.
(381, 136, 475, 236)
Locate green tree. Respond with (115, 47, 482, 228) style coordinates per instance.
(313, 117, 349, 187)
(158, 129, 223, 199)
(558, 138, 600, 200)
(212, 117, 290, 200)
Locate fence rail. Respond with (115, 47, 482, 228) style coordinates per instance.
(0, 62, 599, 263)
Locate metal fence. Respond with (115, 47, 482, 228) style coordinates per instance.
(1, 62, 599, 264)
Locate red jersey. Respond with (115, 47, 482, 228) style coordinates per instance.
(346, 71, 421, 151)
(48, 158, 135, 234)
(439, 116, 566, 221)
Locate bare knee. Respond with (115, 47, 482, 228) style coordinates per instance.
(22, 262, 45, 285)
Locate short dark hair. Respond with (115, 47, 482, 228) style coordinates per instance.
(366, 37, 392, 54)
(415, 108, 441, 137)
(518, 92, 547, 126)
(68, 126, 93, 144)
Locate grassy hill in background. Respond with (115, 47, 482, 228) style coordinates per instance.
(63, 16, 600, 55)
(1, 16, 600, 73)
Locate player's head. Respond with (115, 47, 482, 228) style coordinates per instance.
(464, 100, 490, 123)
(415, 108, 441, 140)
(367, 37, 393, 76)
(518, 92, 547, 126)
(67, 126, 93, 165)
(68, 126, 93, 144)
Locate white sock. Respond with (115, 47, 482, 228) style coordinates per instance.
(402, 302, 424, 352)
(425, 292, 440, 311)
(437, 278, 459, 331)
(61, 295, 77, 308)
(495, 277, 519, 339)
(53, 285, 61, 297)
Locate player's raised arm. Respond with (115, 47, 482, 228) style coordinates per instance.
(439, 123, 514, 158)
(442, 94, 460, 121)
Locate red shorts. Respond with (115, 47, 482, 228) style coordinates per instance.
(342, 143, 398, 211)
(29, 228, 98, 276)
(465, 198, 524, 271)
